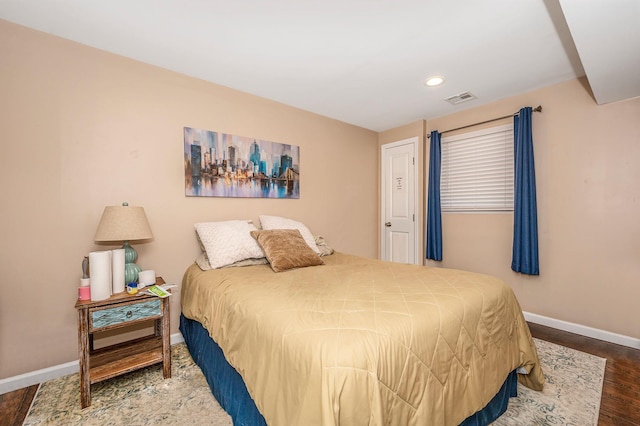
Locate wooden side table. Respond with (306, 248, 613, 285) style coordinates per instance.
(74, 277, 171, 408)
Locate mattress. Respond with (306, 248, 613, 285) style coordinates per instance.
(181, 252, 544, 425)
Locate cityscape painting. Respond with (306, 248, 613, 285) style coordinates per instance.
(184, 127, 300, 198)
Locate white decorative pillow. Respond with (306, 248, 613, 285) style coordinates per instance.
(194, 220, 265, 269)
(258, 215, 320, 254)
(195, 252, 268, 271)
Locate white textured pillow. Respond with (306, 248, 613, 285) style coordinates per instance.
(195, 220, 265, 269)
(195, 252, 268, 271)
(258, 215, 320, 254)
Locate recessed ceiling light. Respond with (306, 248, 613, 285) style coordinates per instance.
(425, 76, 446, 87)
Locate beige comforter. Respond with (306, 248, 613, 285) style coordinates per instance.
(181, 253, 544, 426)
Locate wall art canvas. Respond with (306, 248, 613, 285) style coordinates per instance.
(184, 127, 300, 198)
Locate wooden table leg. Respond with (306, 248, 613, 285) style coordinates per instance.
(161, 297, 171, 379)
(77, 307, 91, 408)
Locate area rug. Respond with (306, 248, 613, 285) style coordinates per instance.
(23, 338, 605, 425)
(493, 338, 605, 425)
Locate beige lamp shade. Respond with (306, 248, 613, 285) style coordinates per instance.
(94, 203, 153, 242)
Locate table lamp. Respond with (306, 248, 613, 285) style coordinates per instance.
(94, 202, 153, 283)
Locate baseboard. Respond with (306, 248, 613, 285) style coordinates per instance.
(0, 332, 185, 396)
(171, 332, 185, 345)
(524, 311, 640, 349)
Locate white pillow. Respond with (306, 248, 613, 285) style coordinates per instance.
(258, 215, 320, 254)
(195, 252, 268, 271)
(195, 220, 265, 269)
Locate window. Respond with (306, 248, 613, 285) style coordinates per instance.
(441, 124, 513, 212)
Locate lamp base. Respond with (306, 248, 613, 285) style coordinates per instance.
(122, 241, 142, 283)
(125, 262, 142, 284)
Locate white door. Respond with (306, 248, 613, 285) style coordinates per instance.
(381, 138, 418, 264)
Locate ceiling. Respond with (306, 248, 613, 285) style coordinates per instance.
(1, 0, 638, 132)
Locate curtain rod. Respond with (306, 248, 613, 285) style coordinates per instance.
(427, 105, 542, 138)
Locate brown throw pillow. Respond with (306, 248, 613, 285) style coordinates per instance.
(251, 229, 324, 272)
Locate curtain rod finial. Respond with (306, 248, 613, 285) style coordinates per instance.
(533, 105, 542, 113)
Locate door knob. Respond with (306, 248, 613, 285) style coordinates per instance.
(385, 222, 391, 227)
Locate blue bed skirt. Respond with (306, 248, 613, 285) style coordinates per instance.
(180, 314, 517, 425)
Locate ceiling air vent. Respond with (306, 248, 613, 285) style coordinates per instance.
(444, 91, 477, 105)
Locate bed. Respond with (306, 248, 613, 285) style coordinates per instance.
(179, 218, 544, 425)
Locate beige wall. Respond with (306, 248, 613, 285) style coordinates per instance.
(425, 78, 640, 340)
(0, 20, 378, 378)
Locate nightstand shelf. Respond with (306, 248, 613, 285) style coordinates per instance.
(89, 335, 164, 383)
(75, 277, 171, 408)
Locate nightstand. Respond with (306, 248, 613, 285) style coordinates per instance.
(74, 277, 171, 408)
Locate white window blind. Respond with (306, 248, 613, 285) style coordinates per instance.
(441, 124, 514, 212)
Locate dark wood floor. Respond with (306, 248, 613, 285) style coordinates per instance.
(1, 322, 638, 426)
(0, 384, 37, 426)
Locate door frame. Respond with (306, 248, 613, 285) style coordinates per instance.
(380, 137, 420, 264)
